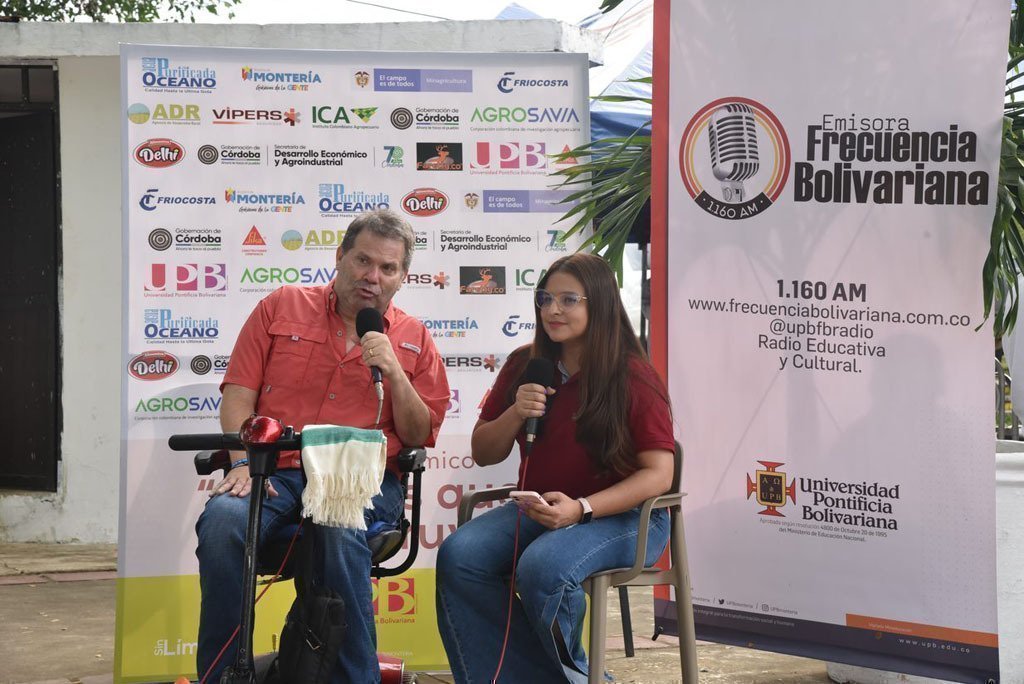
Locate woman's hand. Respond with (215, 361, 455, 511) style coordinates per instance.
(513, 383, 555, 422)
(523, 491, 583, 529)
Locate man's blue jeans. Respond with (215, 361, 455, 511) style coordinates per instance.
(436, 502, 669, 683)
(195, 467, 404, 684)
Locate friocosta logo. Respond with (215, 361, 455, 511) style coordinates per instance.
(391, 107, 413, 130)
(679, 97, 790, 220)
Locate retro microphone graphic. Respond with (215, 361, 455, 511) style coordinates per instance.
(708, 103, 760, 203)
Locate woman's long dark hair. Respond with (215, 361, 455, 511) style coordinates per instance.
(524, 253, 666, 475)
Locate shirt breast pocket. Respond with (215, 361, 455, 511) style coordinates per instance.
(264, 321, 327, 390)
(395, 345, 420, 382)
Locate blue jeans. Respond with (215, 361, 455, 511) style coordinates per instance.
(436, 502, 669, 683)
(195, 468, 404, 684)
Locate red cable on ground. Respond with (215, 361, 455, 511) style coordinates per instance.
(490, 445, 535, 684)
(198, 518, 305, 684)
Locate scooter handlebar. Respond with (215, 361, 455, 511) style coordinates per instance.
(168, 433, 243, 452)
(167, 431, 302, 452)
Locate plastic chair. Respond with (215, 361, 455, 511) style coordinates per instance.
(196, 446, 428, 578)
(456, 442, 698, 684)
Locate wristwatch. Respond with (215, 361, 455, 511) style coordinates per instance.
(577, 497, 593, 524)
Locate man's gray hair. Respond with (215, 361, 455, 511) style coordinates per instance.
(341, 209, 415, 272)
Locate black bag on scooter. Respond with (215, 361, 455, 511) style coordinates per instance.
(264, 526, 347, 684)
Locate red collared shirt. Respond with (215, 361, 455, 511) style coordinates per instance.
(480, 352, 675, 499)
(222, 282, 449, 473)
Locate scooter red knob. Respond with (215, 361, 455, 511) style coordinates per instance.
(239, 415, 284, 445)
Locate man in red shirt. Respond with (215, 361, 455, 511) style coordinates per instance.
(195, 209, 449, 684)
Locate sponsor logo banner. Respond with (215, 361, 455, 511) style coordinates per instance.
(121, 45, 588, 682)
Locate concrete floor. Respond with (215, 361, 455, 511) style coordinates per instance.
(0, 543, 831, 684)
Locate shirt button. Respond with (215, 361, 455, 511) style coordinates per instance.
(336, 330, 343, 337)
(329, 393, 336, 400)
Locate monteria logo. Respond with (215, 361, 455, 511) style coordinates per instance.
(134, 138, 185, 168)
(127, 351, 179, 380)
(241, 66, 322, 91)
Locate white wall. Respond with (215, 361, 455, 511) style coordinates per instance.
(0, 23, 602, 543)
(0, 56, 122, 542)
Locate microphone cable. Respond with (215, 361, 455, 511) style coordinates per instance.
(198, 519, 305, 684)
(490, 439, 535, 684)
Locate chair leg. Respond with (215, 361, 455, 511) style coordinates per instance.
(617, 586, 635, 657)
(672, 512, 699, 684)
(587, 575, 611, 684)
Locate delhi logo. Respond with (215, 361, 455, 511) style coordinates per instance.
(679, 97, 790, 220)
(134, 138, 185, 168)
(401, 188, 448, 217)
(746, 460, 796, 517)
(128, 350, 179, 380)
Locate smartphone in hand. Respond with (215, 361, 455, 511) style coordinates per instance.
(510, 490, 549, 507)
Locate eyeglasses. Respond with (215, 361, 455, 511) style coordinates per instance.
(535, 289, 588, 311)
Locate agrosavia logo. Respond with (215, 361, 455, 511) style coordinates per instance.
(679, 97, 790, 220)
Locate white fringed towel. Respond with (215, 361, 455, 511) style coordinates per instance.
(300, 425, 387, 529)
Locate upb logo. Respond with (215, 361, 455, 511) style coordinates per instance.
(373, 577, 416, 620)
(145, 263, 227, 293)
(745, 461, 796, 517)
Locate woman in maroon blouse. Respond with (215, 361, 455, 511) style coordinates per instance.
(436, 253, 676, 683)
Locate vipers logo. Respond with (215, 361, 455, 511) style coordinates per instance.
(679, 97, 790, 220)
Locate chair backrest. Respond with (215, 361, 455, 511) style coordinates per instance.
(671, 441, 683, 493)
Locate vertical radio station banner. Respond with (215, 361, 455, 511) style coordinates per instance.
(653, 1, 1006, 681)
(118, 45, 588, 682)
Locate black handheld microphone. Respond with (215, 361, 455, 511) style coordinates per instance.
(356, 307, 386, 424)
(521, 357, 554, 450)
